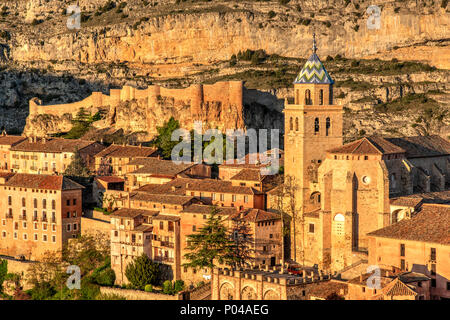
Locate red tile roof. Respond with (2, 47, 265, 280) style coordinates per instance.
(109, 208, 159, 218)
(385, 135, 450, 158)
(230, 168, 266, 182)
(127, 158, 195, 176)
(368, 203, 450, 245)
(11, 137, 99, 153)
(0, 135, 26, 146)
(390, 197, 423, 208)
(2, 173, 84, 190)
(131, 192, 197, 206)
(180, 204, 237, 216)
(328, 136, 405, 155)
(229, 208, 280, 222)
(96, 176, 125, 183)
(95, 144, 157, 158)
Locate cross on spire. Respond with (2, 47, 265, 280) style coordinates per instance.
(312, 33, 317, 54)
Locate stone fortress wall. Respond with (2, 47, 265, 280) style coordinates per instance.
(28, 81, 245, 129)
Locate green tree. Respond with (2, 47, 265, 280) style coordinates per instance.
(64, 148, 90, 177)
(153, 117, 181, 159)
(0, 259, 8, 291)
(183, 207, 234, 271)
(125, 254, 161, 290)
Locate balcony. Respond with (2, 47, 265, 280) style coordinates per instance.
(5, 213, 13, 219)
(154, 256, 174, 263)
(40, 217, 48, 222)
(32, 216, 38, 222)
(160, 241, 175, 248)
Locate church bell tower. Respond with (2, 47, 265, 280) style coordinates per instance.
(283, 34, 343, 212)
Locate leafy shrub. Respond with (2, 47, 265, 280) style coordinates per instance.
(174, 280, 185, 292)
(163, 280, 173, 294)
(144, 284, 153, 292)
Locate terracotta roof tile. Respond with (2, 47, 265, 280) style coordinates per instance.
(229, 208, 280, 222)
(109, 208, 159, 218)
(0, 135, 26, 146)
(385, 135, 450, 158)
(368, 203, 450, 245)
(230, 169, 266, 182)
(96, 176, 125, 183)
(180, 204, 237, 216)
(128, 158, 195, 176)
(131, 192, 197, 206)
(390, 197, 423, 208)
(95, 144, 157, 158)
(329, 136, 405, 155)
(382, 278, 417, 297)
(11, 137, 98, 153)
(3, 173, 84, 190)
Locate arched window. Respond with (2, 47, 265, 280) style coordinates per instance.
(319, 89, 324, 105)
(314, 118, 319, 134)
(295, 117, 299, 131)
(52, 200, 56, 210)
(22, 197, 26, 207)
(390, 173, 397, 189)
(8, 196, 12, 206)
(305, 89, 312, 105)
(326, 117, 331, 136)
(333, 213, 345, 236)
(42, 199, 47, 209)
(34, 198, 37, 209)
(289, 117, 293, 131)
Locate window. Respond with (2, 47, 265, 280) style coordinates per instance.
(1, 231, 6, 238)
(446, 282, 450, 291)
(220, 194, 224, 201)
(314, 118, 319, 134)
(72, 211, 76, 218)
(73, 199, 76, 205)
(289, 117, 293, 131)
(326, 117, 330, 136)
(73, 223, 77, 231)
(400, 244, 405, 257)
(232, 195, 236, 202)
(42, 199, 47, 209)
(244, 196, 248, 203)
(192, 225, 196, 232)
(431, 279, 436, 288)
(34, 198, 37, 208)
(212, 193, 216, 200)
(309, 223, 315, 233)
(295, 117, 299, 131)
(66, 199, 70, 206)
(305, 89, 312, 105)
(400, 259, 406, 271)
(333, 214, 345, 236)
(23, 233, 27, 240)
(43, 234, 47, 242)
(8, 196, 12, 206)
(114, 231, 118, 237)
(160, 221, 164, 230)
(34, 233, 38, 241)
(430, 248, 436, 261)
(52, 235, 56, 243)
(67, 224, 71, 232)
(319, 89, 324, 105)
(22, 197, 26, 207)
(52, 200, 56, 210)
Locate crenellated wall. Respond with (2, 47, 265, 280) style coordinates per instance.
(28, 80, 245, 133)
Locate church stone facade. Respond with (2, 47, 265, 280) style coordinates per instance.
(268, 35, 450, 272)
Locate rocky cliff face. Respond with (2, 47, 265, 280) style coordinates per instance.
(0, 0, 448, 139)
